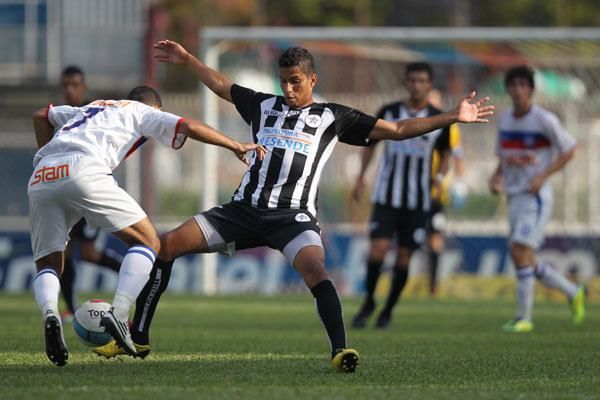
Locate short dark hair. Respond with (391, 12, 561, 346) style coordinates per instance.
(127, 86, 162, 108)
(61, 65, 85, 79)
(505, 65, 535, 89)
(278, 47, 316, 75)
(405, 62, 433, 80)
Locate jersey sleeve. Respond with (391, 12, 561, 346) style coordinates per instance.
(230, 84, 272, 126)
(47, 105, 81, 128)
(332, 104, 378, 146)
(545, 112, 576, 153)
(141, 109, 187, 149)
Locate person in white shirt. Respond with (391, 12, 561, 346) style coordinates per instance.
(489, 66, 585, 333)
(29, 86, 264, 366)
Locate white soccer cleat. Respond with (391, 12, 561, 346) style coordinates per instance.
(99, 308, 137, 356)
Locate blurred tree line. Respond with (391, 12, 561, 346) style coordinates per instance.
(158, 0, 600, 29)
(152, 0, 600, 90)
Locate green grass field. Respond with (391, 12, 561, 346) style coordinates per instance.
(1, 294, 598, 400)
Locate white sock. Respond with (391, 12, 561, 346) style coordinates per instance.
(535, 262, 578, 298)
(33, 268, 61, 320)
(516, 266, 535, 322)
(112, 245, 156, 320)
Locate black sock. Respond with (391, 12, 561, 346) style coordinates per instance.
(60, 258, 77, 314)
(382, 267, 409, 315)
(310, 280, 346, 357)
(131, 259, 173, 345)
(428, 250, 440, 295)
(98, 249, 123, 272)
(365, 259, 383, 305)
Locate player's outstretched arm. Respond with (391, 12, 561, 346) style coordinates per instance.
(32, 107, 54, 148)
(179, 118, 266, 165)
(368, 92, 494, 142)
(154, 39, 234, 103)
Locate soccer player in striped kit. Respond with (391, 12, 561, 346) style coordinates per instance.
(94, 40, 493, 372)
(489, 65, 585, 333)
(351, 63, 453, 328)
(29, 86, 262, 366)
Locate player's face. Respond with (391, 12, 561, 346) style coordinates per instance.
(506, 77, 534, 108)
(404, 71, 432, 103)
(60, 74, 86, 107)
(279, 66, 317, 108)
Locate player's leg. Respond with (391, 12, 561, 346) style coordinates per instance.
(28, 184, 74, 367)
(128, 216, 210, 350)
(60, 241, 77, 320)
(289, 242, 358, 372)
(503, 193, 540, 332)
(34, 252, 70, 367)
(426, 205, 447, 297)
(376, 210, 426, 328)
(352, 238, 391, 328)
(503, 241, 536, 332)
(127, 203, 246, 354)
(376, 246, 413, 328)
(352, 204, 394, 328)
(426, 232, 444, 296)
(77, 220, 123, 272)
(97, 217, 160, 355)
(527, 188, 584, 323)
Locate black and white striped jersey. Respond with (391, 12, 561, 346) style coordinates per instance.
(371, 101, 450, 212)
(230, 84, 377, 216)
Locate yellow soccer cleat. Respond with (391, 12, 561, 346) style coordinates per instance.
(570, 286, 586, 326)
(502, 319, 534, 333)
(332, 348, 359, 373)
(92, 340, 151, 359)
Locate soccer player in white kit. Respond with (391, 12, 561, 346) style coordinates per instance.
(489, 66, 586, 333)
(29, 86, 264, 366)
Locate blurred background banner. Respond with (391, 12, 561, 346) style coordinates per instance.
(1, 0, 600, 295)
(1, 230, 599, 299)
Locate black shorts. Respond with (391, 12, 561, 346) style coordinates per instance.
(369, 204, 428, 249)
(69, 218, 99, 242)
(201, 201, 321, 252)
(426, 201, 447, 235)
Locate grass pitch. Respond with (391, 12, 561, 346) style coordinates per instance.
(1, 294, 599, 399)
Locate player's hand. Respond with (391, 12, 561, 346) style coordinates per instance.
(154, 39, 190, 65)
(351, 177, 365, 203)
(455, 91, 494, 123)
(529, 174, 545, 194)
(488, 172, 503, 194)
(233, 143, 267, 165)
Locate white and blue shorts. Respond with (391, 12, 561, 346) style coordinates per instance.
(507, 185, 553, 250)
(28, 153, 147, 261)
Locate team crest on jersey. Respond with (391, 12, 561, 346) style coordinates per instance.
(295, 213, 311, 222)
(305, 114, 322, 128)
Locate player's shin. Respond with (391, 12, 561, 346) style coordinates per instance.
(111, 245, 156, 321)
(535, 262, 577, 298)
(365, 259, 383, 305)
(60, 258, 77, 314)
(516, 266, 535, 321)
(33, 268, 61, 318)
(310, 279, 347, 358)
(382, 266, 409, 315)
(99, 249, 124, 272)
(131, 259, 174, 345)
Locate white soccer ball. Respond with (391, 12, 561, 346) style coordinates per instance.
(73, 299, 113, 347)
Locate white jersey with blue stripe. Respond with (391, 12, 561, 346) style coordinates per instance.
(35, 100, 185, 172)
(496, 105, 576, 195)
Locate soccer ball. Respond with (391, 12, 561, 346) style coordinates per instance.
(73, 299, 113, 347)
